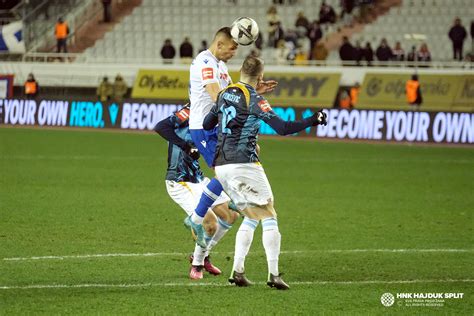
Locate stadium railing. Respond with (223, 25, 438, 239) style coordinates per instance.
(16, 53, 474, 70)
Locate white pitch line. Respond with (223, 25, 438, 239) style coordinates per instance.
(3, 249, 473, 262)
(0, 279, 473, 290)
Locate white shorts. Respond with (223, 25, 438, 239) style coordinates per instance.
(215, 162, 274, 211)
(165, 177, 230, 216)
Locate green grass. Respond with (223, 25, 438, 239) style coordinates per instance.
(0, 127, 473, 315)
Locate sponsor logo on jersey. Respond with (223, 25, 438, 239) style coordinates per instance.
(220, 73, 229, 81)
(258, 99, 272, 112)
(202, 68, 214, 80)
(176, 108, 190, 122)
(200, 140, 207, 148)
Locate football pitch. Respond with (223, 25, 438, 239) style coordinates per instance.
(0, 127, 472, 314)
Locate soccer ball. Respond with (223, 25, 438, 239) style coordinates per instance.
(230, 17, 259, 46)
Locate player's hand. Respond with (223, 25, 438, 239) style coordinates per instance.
(312, 110, 327, 126)
(256, 80, 278, 95)
(186, 144, 200, 160)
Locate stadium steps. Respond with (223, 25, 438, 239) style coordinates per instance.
(323, 0, 401, 52)
(67, 0, 143, 54)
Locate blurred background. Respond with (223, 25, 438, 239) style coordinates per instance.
(0, 0, 473, 143)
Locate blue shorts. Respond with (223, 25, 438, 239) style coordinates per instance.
(190, 128, 218, 167)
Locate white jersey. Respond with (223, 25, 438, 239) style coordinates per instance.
(189, 49, 232, 129)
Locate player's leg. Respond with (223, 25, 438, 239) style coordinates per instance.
(216, 163, 289, 289)
(186, 128, 223, 247)
(229, 216, 258, 286)
(207, 201, 238, 251)
(260, 209, 289, 290)
(165, 180, 219, 279)
(188, 178, 237, 276)
(190, 210, 218, 279)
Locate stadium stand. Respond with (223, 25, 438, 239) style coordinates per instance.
(78, 0, 473, 65)
(81, 0, 353, 63)
(351, 0, 474, 61)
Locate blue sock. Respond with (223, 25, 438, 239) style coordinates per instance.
(192, 178, 223, 223)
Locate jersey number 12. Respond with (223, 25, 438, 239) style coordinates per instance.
(221, 105, 236, 135)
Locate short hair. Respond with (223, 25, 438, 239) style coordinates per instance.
(213, 27, 233, 41)
(412, 74, 418, 80)
(241, 56, 264, 78)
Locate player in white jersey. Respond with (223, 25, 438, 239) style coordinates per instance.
(188, 27, 235, 166)
(185, 27, 277, 249)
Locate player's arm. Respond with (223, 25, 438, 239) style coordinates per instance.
(255, 97, 327, 135)
(154, 116, 190, 150)
(203, 103, 219, 130)
(204, 82, 221, 102)
(265, 112, 326, 135)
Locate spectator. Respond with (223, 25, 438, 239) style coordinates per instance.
(160, 38, 176, 64)
(179, 37, 193, 62)
(339, 89, 351, 109)
(471, 20, 474, 50)
(247, 49, 261, 58)
(448, 17, 467, 61)
(354, 40, 363, 65)
(407, 45, 417, 63)
(356, 0, 373, 23)
(341, 0, 355, 27)
(342, 0, 355, 14)
(294, 46, 308, 66)
(97, 77, 112, 102)
(267, 5, 282, 48)
(55, 17, 69, 53)
(198, 40, 207, 53)
(286, 41, 297, 63)
(319, 1, 336, 25)
(339, 36, 355, 63)
(24, 73, 39, 99)
(406, 74, 422, 111)
(392, 41, 405, 61)
(275, 39, 290, 65)
(375, 38, 393, 62)
(417, 43, 431, 65)
(284, 29, 299, 47)
(307, 21, 323, 60)
(350, 82, 360, 108)
(112, 74, 127, 102)
(363, 42, 374, 65)
(312, 40, 328, 61)
(254, 31, 263, 50)
(102, 0, 112, 23)
(295, 11, 309, 30)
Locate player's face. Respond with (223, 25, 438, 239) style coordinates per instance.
(218, 38, 238, 62)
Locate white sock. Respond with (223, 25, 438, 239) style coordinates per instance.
(192, 244, 207, 266)
(191, 212, 204, 224)
(262, 218, 281, 276)
(192, 232, 212, 265)
(207, 217, 232, 251)
(233, 217, 258, 273)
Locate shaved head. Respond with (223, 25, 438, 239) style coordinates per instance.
(209, 27, 238, 62)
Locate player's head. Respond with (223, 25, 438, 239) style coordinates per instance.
(240, 55, 264, 86)
(211, 27, 238, 62)
(412, 74, 418, 81)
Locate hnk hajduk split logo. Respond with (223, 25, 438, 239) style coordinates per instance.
(381, 293, 395, 307)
